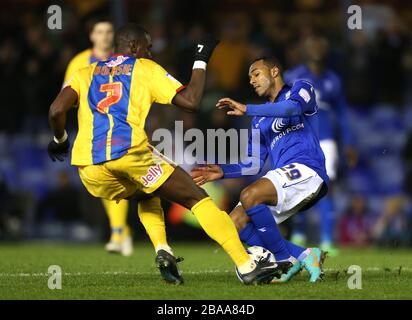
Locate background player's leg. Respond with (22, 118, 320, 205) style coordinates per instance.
(102, 199, 130, 241)
(291, 214, 307, 247)
(319, 195, 335, 248)
(319, 139, 339, 255)
(102, 199, 133, 256)
(154, 167, 254, 273)
(138, 195, 184, 284)
(138, 196, 172, 254)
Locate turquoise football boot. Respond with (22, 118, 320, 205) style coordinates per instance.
(301, 248, 327, 282)
(271, 257, 302, 283)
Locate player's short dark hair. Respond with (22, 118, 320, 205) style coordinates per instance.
(87, 16, 114, 34)
(114, 23, 149, 50)
(251, 56, 283, 73)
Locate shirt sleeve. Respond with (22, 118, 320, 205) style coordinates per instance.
(219, 123, 268, 178)
(64, 69, 81, 97)
(246, 99, 302, 117)
(246, 80, 318, 117)
(63, 59, 77, 87)
(150, 62, 185, 105)
(288, 80, 317, 115)
(63, 51, 89, 88)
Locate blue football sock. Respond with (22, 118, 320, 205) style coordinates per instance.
(284, 240, 306, 259)
(245, 204, 291, 261)
(319, 195, 334, 244)
(239, 223, 264, 247)
(239, 219, 305, 259)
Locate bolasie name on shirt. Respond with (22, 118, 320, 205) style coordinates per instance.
(93, 55, 133, 76)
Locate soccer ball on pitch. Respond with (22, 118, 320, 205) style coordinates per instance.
(246, 246, 276, 264)
(235, 246, 277, 284)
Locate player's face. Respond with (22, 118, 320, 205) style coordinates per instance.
(304, 37, 328, 63)
(248, 61, 275, 97)
(90, 22, 114, 51)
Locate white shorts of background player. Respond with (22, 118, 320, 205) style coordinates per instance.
(319, 139, 338, 181)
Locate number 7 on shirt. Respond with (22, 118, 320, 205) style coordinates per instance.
(97, 82, 123, 114)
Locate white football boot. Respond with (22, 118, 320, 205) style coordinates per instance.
(105, 235, 133, 257)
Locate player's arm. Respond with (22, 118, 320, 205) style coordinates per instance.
(191, 128, 268, 185)
(47, 87, 78, 161)
(172, 69, 206, 113)
(218, 128, 268, 178)
(217, 98, 303, 117)
(49, 87, 77, 138)
(217, 81, 317, 117)
(63, 58, 76, 88)
(171, 36, 219, 113)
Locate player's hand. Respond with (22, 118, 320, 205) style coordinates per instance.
(216, 98, 247, 116)
(194, 35, 220, 63)
(48, 139, 70, 162)
(191, 164, 224, 186)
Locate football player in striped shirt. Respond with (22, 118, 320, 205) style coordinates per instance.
(63, 18, 134, 256)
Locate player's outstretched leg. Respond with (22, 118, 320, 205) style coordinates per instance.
(155, 166, 281, 284)
(138, 196, 184, 284)
(102, 199, 133, 256)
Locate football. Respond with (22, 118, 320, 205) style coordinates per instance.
(246, 246, 276, 264)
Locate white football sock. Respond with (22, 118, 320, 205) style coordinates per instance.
(156, 244, 173, 256)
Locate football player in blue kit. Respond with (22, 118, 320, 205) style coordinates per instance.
(191, 57, 329, 282)
(284, 36, 357, 255)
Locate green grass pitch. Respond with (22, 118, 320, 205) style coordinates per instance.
(0, 242, 411, 299)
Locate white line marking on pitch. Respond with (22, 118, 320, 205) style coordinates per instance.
(0, 270, 230, 277)
(0, 267, 410, 277)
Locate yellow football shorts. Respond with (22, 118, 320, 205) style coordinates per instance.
(77, 145, 176, 201)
